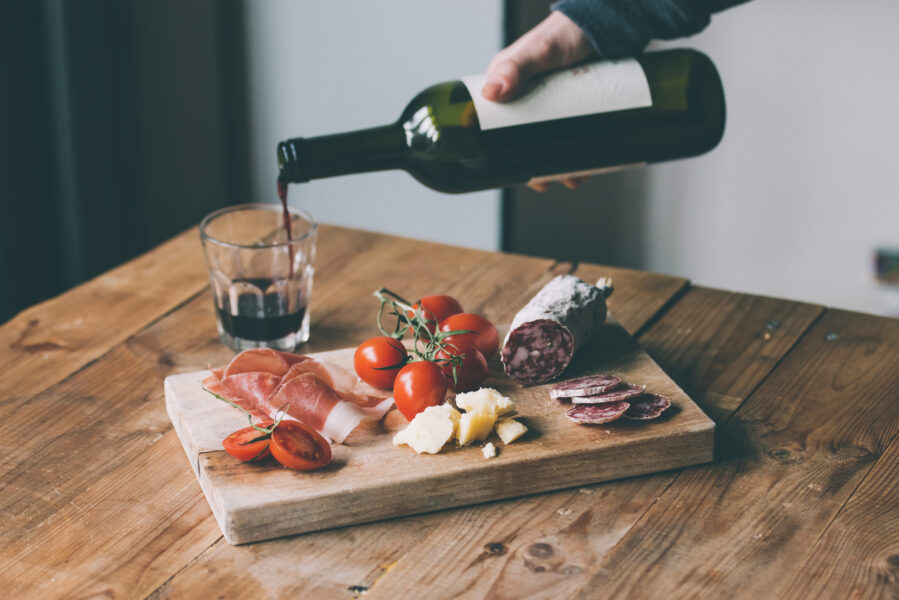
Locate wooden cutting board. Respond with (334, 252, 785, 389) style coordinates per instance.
(165, 316, 714, 545)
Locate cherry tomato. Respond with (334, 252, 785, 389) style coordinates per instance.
(354, 336, 408, 389)
(439, 313, 500, 359)
(393, 361, 448, 421)
(437, 342, 489, 392)
(408, 295, 464, 332)
(222, 420, 275, 462)
(270, 420, 332, 471)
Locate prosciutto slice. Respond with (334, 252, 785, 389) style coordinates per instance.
(203, 348, 393, 443)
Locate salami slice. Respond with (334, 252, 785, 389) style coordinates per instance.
(502, 275, 613, 386)
(623, 394, 671, 420)
(571, 382, 646, 404)
(550, 374, 621, 399)
(565, 401, 630, 425)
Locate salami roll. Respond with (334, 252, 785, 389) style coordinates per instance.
(565, 401, 630, 425)
(571, 383, 646, 404)
(550, 374, 620, 399)
(502, 275, 613, 386)
(623, 394, 671, 420)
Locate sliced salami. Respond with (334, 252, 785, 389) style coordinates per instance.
(550, 374, 620, 398)
(571, 383, 646, 404)
(565, 401, 630, 425)
(502, 275, 613, 386)
(623, 394, 671, 420)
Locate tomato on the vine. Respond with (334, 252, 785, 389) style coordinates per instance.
(354, 336, 408, 389)
(222, 421, 275, 462)
(270, 420, 332, 471)
(393, 361, 448, 421)
(436, 342, 489, 392)
(439, 313, 500, 359)
(408, 295, 464, 332)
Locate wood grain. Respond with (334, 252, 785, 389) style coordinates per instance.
(780, 437, 899, 600)
(167, 316, 714, 544)
(0, 294, 224, 598)
(571, 309, 899, 599)
(574, 262, 688, 336)
(0, 227, 207, 406)
(358, 288, 824, 600)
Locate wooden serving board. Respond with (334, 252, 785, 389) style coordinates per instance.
(165, 317, 714, 545)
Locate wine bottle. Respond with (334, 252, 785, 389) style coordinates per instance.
(277, 48, 725, 194)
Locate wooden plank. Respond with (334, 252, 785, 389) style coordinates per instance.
(574, 262, 688, 336)
(779, 436, 899, 600)
(0, 227, 207, 405)
(630, 287, 825, 422)
(167, 316, 714, 544)
(0, 295, 223, 598)
(160, 287, 821, 599)
(570, 309, 899, 599)
(357, 289, 824, 600)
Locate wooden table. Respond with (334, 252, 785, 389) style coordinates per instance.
(3, 225, 897, 599)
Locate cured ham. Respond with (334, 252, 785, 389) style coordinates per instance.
(203, 348, 393, 443)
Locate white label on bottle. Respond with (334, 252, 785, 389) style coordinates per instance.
(527, 162, 647, 185)
(461, 59, 652, 131)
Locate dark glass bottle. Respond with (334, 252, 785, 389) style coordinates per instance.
(277, 49, 725, 194)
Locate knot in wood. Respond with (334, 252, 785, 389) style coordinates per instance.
(527, 542, 554, 559)
(485, 542, 506, 555)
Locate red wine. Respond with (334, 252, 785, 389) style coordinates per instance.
(217, 307, 305, 341)
(276, 178, 295, 276)
(277, 49, 725, 193)
(218, 277, 306, 341)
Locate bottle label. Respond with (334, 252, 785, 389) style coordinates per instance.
(527, 162, 647, 186)
(461, 59, 652, 131)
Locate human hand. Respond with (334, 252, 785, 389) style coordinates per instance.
(481, 11, 594, 192)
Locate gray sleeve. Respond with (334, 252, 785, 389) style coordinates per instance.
(551, 0, 748, 59)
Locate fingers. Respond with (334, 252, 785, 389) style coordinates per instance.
(482, 11, 593, 102)
(527, 177, 585, 192)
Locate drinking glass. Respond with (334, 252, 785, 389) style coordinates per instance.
(199, 203, 316, 351)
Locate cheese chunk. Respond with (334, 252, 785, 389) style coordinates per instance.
(457, 411, 496, 445)
(482, 442, 497, 459)
(454, 388, 515, 418)
(495, 418, 528, 444)
(392, 404, 455, 454)
(443, 401, 462, 437)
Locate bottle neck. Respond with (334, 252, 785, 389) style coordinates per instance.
(277, 124, 407, 183)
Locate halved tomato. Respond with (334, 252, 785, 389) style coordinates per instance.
(222, 420, 275, 462)
(270, 420, 332, 471)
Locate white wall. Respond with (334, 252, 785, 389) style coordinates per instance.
(644, 0, 899, 315)
(243, 0, 503, 250)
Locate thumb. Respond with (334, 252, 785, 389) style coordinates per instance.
(482, 11, 593, 102)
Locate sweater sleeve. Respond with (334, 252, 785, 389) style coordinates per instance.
(550, 0, 747, 59)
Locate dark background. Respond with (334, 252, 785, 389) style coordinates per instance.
(0, 0, 251, 322)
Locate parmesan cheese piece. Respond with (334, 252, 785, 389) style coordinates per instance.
(482, 442, 497, 459)
(495, 418, 528, 444)
(457, 411, 497, 445)
(443, 401, 462, 437)
(454, 388, 514, 418)
(392, 404, 456, 454)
